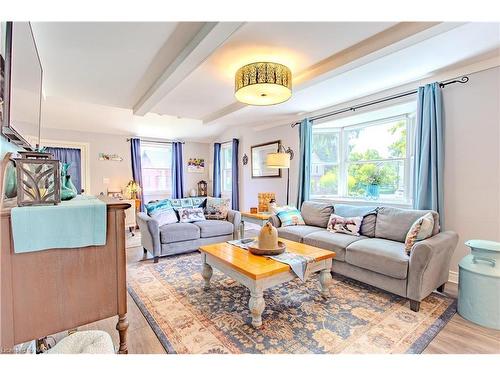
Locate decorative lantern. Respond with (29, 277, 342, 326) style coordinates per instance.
(15, 152, 61, 206)
(197, 180, 207, 197)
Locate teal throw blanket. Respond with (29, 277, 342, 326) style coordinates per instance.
(11, 195, 106, 253)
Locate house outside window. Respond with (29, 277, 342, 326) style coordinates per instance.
(221, 143, 233, 199)
(140, 141, 172, 203)
(310, 102, 416, 205)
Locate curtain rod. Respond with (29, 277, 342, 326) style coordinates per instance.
(291, 76, 469, 128)
(126, 137, 185, 144)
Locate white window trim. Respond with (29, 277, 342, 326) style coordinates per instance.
(140, 142, 173, 199)
(38, 138, 91, 194)
(310, 113, 414, 207)
(221, 143, 232, 198)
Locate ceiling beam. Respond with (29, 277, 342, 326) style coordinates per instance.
(202, 22, 463, 125)
(133, 22, 243, 116)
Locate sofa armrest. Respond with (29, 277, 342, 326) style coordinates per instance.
(407, 231, 459, 301)
(137, 212, 161, 257)
(269, 214, 281, 228)
(227, 210, 241, 238)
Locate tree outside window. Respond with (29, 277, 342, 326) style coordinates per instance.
(310, 105, 414, 204)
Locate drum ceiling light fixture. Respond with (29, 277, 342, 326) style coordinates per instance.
(234, 62, 292, 106)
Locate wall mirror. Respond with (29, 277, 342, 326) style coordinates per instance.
(251, 140, 281, 178)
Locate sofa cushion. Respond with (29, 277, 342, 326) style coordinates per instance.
(360, 213, 377, 237)
(300, 201, 333, 228)
(345, 238, 409, 279)
(193, 220, 233, 238)
(277, 225, 323, 243)
(375, 207, 439, 242)
(160, 223, 200, 244)
(303, 230, 367, 261)
(333, 204, 378, 237)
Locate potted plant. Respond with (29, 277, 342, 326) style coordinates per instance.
(366, 169, 384, 200)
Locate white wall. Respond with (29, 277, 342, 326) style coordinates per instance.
(183, 141, 210, 195)
(442, 67, 500, 273)
(40, 127, 210, 197)
(210, 123, 300, 211)
(41, 127, 132, 195)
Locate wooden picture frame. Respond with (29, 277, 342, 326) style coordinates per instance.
(251, 140, 281, 178)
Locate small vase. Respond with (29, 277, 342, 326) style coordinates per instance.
(4, 162, 17, 198)
(367, 184, 380, 200)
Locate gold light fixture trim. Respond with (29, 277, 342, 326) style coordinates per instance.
(235, 62, 292, 106)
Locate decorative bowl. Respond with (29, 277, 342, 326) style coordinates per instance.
(248, 241, 286, 256)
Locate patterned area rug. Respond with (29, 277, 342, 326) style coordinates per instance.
(128, 252, 456, 354)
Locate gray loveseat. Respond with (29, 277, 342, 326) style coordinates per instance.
(138, 210, 241, 263)
(270, 201, 458, 312)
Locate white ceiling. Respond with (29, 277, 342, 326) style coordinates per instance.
(150, 22, 397, 118)
(30, 21, 500, 142)
(31, 22, 179, 107)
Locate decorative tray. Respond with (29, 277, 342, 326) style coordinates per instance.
(248, 241, 286, 256)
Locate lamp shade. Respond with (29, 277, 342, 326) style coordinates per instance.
(266, 152, 290, 169)
(235, 62, 292, 106)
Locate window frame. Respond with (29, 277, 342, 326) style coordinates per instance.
(220, 142, 233, 198)
(310, 111, 415, 205)
(140, 141, 173, 200)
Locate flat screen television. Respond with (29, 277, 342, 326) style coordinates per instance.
(1, 22, 43, 150)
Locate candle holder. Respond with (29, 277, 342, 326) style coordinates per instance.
(15, 152, 61, 206)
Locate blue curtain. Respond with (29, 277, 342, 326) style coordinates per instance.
(171, 142, 184, 199)
(130, 138, 144, 211)
(296, 118, 312, 209)
(231, 138, 239, 210)
(413, 82, 444, 226)
(213, 143, 221, 198)
(45, 147, 82, 193)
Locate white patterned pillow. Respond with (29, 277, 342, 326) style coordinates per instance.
(204, 197, 230, 220)
(404, 212, 434, 254)
(327, 214, 363, 236)
(178, 207, 206, 223)
(150, 207, 178, 226)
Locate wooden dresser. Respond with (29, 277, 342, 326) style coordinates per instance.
(0, 198, 130, 353)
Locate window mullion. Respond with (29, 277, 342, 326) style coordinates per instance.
(339, 128, 346, 197)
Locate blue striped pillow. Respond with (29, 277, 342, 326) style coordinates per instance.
(145, 199, 173, 215)
(277, 208, 305, 227)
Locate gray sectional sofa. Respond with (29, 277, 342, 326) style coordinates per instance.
(138, 210, 241, 263)
(270, 201, 458, 311)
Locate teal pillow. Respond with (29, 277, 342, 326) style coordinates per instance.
(145, 199, 173, 215)
(277, 208, 305, 227)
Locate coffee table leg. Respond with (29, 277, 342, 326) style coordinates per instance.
(319, 269, 333, 297)
(249, 289, 265, 328)
(202, 262, 213, 290)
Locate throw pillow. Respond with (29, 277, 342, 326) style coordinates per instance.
(276, 207, 305, 227)
(205, 197, 230, 220)
(271, 205, 296, 215)
(327, 214, 363, 236)
(145, 199, 173, 215)
(150, 207, 178, 226)
(404, 212, 434, 255)
(178, 207, 206, 223)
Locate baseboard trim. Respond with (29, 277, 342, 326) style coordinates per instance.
(448, 270, 458, 284)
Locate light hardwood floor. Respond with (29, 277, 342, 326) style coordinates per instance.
(68, 240, 499, 354)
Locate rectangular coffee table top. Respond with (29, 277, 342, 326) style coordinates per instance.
(199, 238, 335, 280)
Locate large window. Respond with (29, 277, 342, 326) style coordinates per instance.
(140, 142, 172, 203)
(221, 143, 233, 198)
(310, 103, 415, 204)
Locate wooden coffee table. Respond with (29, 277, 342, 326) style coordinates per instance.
(199, 238, 336, 328)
